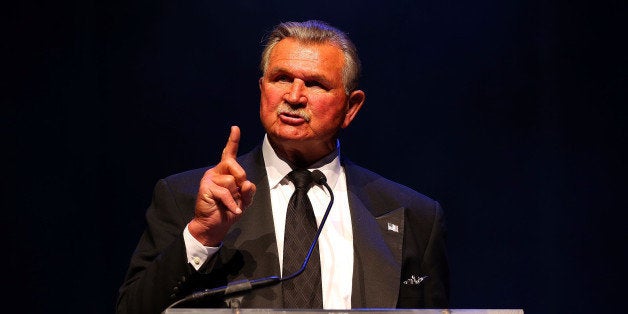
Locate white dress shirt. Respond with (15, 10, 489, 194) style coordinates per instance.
(184, 135, 354, 309)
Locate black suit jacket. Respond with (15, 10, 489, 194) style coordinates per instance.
(116, 145, 449, 313)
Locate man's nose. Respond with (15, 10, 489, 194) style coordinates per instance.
(283, 79, 307, 105)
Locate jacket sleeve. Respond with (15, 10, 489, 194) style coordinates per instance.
(420, 201, 450, 308)
(396, 199, 450, 309)
(116, 178, 200, 314)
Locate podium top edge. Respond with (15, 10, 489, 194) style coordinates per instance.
(163, 309, 524, 314)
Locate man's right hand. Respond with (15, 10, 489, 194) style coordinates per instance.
(188, 126, 256, 246)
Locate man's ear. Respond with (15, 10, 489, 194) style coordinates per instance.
(342, 90, 365, 129)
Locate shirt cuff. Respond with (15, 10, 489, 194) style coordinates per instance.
(183, 224, 221, 270)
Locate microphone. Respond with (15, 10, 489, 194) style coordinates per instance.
(166, 169, 334, 309)
(311, 169, 327, 185)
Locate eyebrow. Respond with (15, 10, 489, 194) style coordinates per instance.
(268, 68, 333, 87)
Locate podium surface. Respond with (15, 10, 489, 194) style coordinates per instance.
(164, 309, 523, 314)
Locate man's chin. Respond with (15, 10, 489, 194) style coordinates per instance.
(268, 133, 311, 144)
(268, 126, 312, 141)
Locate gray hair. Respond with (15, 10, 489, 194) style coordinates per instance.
(260, 20, 361, 94)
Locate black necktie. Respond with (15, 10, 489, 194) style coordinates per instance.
(282, 169, 323, 308)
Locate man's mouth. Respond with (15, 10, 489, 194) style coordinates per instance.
(276, 104, 311, 124)
(278, 112, 309, 125)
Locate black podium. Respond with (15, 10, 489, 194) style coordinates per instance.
(163, 309, 523, 314)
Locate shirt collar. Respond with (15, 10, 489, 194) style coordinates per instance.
(262, 134, 342, 190)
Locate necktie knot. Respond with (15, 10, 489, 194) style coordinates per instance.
(287, 169, 314, 190)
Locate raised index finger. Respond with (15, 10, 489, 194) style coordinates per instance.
(221, 125, 240, 160)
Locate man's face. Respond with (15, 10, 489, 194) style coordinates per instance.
(259, 38, 363, 151)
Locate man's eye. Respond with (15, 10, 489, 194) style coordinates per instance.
(275, 75, 291, 82)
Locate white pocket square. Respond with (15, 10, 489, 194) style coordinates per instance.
(403, 275, 428, 285)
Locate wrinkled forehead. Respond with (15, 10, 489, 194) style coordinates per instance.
(266, 38, 345, 73)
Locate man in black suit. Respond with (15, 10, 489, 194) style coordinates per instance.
(117, 20, 449, 314)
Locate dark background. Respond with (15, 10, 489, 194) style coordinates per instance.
(5, 0, 626, 313)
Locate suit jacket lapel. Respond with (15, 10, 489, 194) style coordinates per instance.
(345, 162, 403, 309)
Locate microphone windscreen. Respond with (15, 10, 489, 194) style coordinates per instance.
(311, 170, 327, 185)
